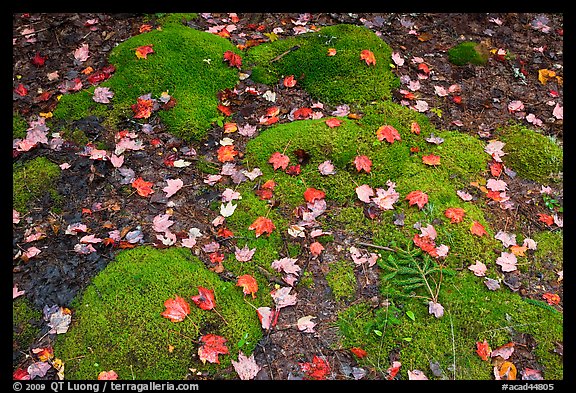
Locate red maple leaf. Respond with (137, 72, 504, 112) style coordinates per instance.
(198, 334, 229, 364)
(223, 50, 242, 69)
(283, 75, 297, 87)
(310, 241, 325, 257)
(14, 83, 28, 97)
(217, 145, 238, 162)
(476, 339, 491, 361)
(216, 227, 234, 238)
(537, 213, 554, 226)
(376, 125, 401, 143)
(360, 49, 376, 66)
(131, 177, 154, 197)
(135, 45, 154, 59)
(406, 190, 428, 209)
(422, 154, 441, 166)
(470, 221, 488, 236)
(354, 155, 372, 173)
(32, 52, 46, 67)
(161, 295, 190, 322)
(303, 188, 326, 203)
(255, 188, 273, 200)
(413, 234, 437, 257)
(350, 347, 367, 358)
(300, 355, 331, 380)
(444, 207, 465, 224)
(268, 152, 290, 170)
(191, 286, 216, 311)
(410, 122, 421, 135)
(489, 161, 503, 177)
(542, 292, 560, 305)
(237, 274, 259, 298)
(293, 107, 313, 120)
(285, 164, 301, 176)
(248, 216, 276, 237)
(217, 104, 232, 116)
(131, 97, 154, 119)
(325, 118, 342, 128)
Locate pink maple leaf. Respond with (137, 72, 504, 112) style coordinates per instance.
(163, 178, 184, 198)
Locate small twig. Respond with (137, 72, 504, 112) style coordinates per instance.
(270, 45, 300, 63)
(257, 266, 285, 286)
(357, 242, 396, 252)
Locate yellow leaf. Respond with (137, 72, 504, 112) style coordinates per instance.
(538, 69, 556, 85)
(499, 361, 517, 380)
(39, 112, 53, 118)
(264, 32, 278, 42)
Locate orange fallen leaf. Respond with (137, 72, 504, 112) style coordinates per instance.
(217, 145, 238, 162)
(444, 207, 465, 224)
(135, 45, 154, 59)
(131, 177, 154, 197)
(248, 216, 275, 237)
(422, 154, 441, 166)
(360, 49, 376, 66)
(237, 274, 259, 298)
(476, 339, 491, 361)
(542, 292, 560, 305)
(470, 221, 488, 237)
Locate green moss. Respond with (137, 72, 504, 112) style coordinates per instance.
(337, 272, 563, 379)
(326, 260, 357, 301)
(448, 41, 490, 66)
(53, 23, 240, 142)
(54, 246, 263, 380)
(13, 113, 28, 139)
(13, 298, 42, 362)
(156, 13, 198, 26)
(530, 231, 563, 282)
(60, 127, 90, 146)
(13, 156, 61, 213)
(245, 24, 399, 105)
(497, 124, 563, 184)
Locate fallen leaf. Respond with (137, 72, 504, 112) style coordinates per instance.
(297, 315, 317, 333)
(422, 154, 441, 166)
(163, 178, 184, 198)
(13, 285, 25, 299)
(387, 361, 401, 380)
(468, 260, 487, 276)
(376, 124, 401, 143)
(491, 342, 515, 360)
(542, 292, 560, 305)
(271, 286, 297, 309)
(98, 370, 119, 380)
(271, 257, 301, 275)
(268, 152, 290, 170)
(356, 184, 375, 203)
(135, 45, 154, 59)
(354, 155, 372, 173)
(248, 216, 276, 237)
(235, 245, 256, 262)
(470, 221, 488, 237)
(310, 241, 325, 257)
(325, 118, 342, 128)
(283, 75, 297, 87)
(444, 207, 465, 223)
(408, 370, 428, 380)
(152, 214, 174, 233)
(405, 190, 428, 209)
(303, 187, 326, 203)
(220, 201, 237, 217)
(360, 49, 376, 65)
(223, 50, 242, 69)
(428, 301, 444, 318)
(496, 252, 518, 272)
(476, 339, 492, 361)
(217, 145, 238, 162)
(161, 295, 190, 322)
(496, 361, 517, 380)
(93, 87, 114, 103)
(495, 231, 517, 247)
(350, 347, 367, 358)
(198, 334, 229, 364)
(191, 286, 216, 310)
(537, 213, 554, 226)
(318, 160, 336, 175)
(300, 355, 331, 380)
(484, 278, 501, 291)
(27, 362, 51, 379)
(232, 352, 261, 380)
(237, 274, 258, 298)
(73, 43, 90, 62)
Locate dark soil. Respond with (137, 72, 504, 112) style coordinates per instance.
(12, 12, 563, 380)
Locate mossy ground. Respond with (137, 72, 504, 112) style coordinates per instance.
(13, 297, 42, 363)
(496, 124, 563, 184)
(52, 21, 240, 142)
(245, 24, 399, 106)
(337, 271, 563, 379)
(54, 246, 264, 380)
(13, 112, 28, 139)
(13, 156, 61, 213)
(447, 41, 490, 66)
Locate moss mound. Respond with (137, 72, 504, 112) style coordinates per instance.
(53, 22, 240, 141)
(13, 156, 61, 213)
(13, 297, 42, 365)
(447, 41, 490, 66)
(497, 124, 563, 183)
(54, 247, 263, 380)
(338, 271, 563, 379)
(13, 112, 28, 139)
(245, 24, 399, 106)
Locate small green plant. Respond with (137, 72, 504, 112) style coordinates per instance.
(541, 193, 562, 212)
(447, 41, 489, 66)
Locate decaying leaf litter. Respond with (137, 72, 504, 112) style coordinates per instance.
(13, 13, 563, 381)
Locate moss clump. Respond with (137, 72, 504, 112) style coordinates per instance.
(13, 297, 42, 364)
(496, 124, 563, 184)
(54, 246, 263, 380)
(13, 113, 28, 139)
(326, 260, 357, 301)
(530, 230, 563, 282)
(53, 22, 240, 142)
(13, 156, 61, 213)
(447, 41, 490, 66)
(337, 271, 563, 379)
(246, 24, 399, 105)
(155, 13, 198, 26)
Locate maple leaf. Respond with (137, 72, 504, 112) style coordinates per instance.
(271, 257, 301, 275)
(495, 361, 517, 381)
(542, 292, 560, 305)
(360, 49, 376, 66)
(470, 221, 488, 237)
(14, 83, 28, 96)
(468, 261, 487, 277)
(318, 160, 336, 175)
(223, 50, 242, 69)
(271, 286, 297, 309)
(310, 241, 325, 257)
(13, 285, 25, 299)
(496, 252, 518, 272)
(537, 213, 554, 226)
(413, 234, 437, 257)
(131, 177, 154, 197)
(490, 161, 503, 177)
(98, 370, 119, 380)
(422, 154, 441, 166)
(237, 274, 258, 298)
(325, 118, 342, 128)
(220, 201, 237, 217)
(510, 245, 528, 256)
(491, 343, 515, 360)
(283, 75, 297, 87)
(350, 347, 367, 358)
(74, 43, 90, 62)
(256, 307, 275, 330)
(13, 368, 30, 380)
(235, 245, 256, 262)
(300, 355, 331, 380)
(405, 190, 428, 209)
(248, 216, 276, 237)
(376, 125, 401, 143)
(476, 339, 492, 361)
(292, 107, 313, 120)
(217, 104, 232, 116)
(135, 45, 154, 59)
(27, 362, 51, 379)
(303, 187, 326, 203)
(354, 155, 372, 173)
(457, 190, 473, 201)
(153, 214, 174, 233)
(428, 301, 444, 318)
(444, 207, 465, 224)
(93, 87, 114, 103)
(285, 164, 301, 176)
(408, 370, 429, 380)
(356, 184, 375, 203)
(191, 286, 216, 310)
(486, 178, 507, 192)
(387, 361, 401, 380)
(268, 152, 290, 170)
(495, 231, 517, 247)
(163, 178, 184, 198)
(297, 316, 317, 333)
(198, 334, 229, 364)
(232, 352, 261, 380)
(161, 295, 190, 322)
(131, 97, 154, 119)
(217, 145, 238, 162)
